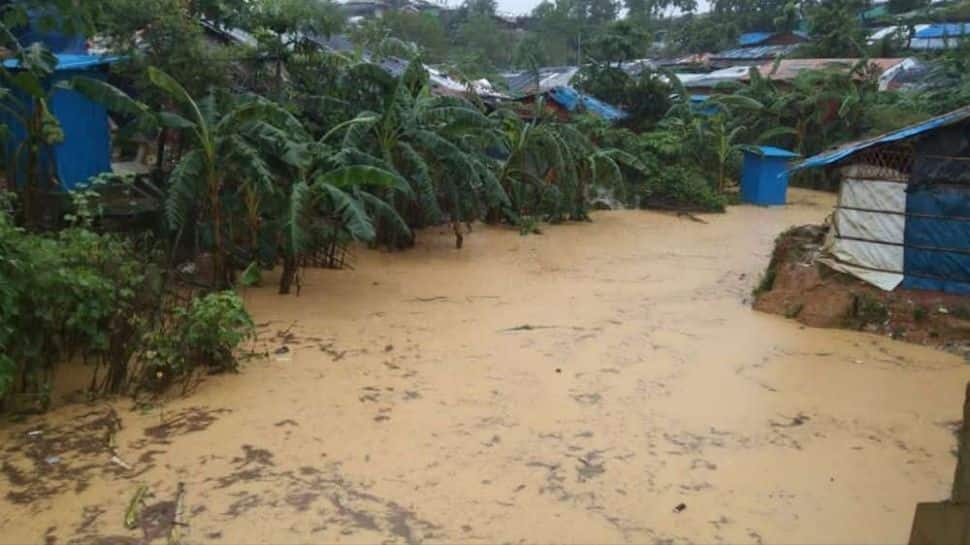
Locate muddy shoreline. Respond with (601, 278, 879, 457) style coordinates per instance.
(2, 189, 968, 545)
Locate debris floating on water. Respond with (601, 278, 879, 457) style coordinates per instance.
(125, 484, 149, 529)
(110, 455, 132, 470)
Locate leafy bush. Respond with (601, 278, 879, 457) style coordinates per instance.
(645, 167, 726, 212)
(600, 128, 726, 212)
(139, 291, 254, 392)
(0, 195, 148, 406)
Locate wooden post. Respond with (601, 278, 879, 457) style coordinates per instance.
(909, 382, 970, 545)
(952, 382, 970, 503)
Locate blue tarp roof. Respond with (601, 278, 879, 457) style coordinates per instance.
(2, 54, 121, 71)
(547, 86, 627, 121)
(749, 146, 800, 159)
(795, 105, 970, 171)
(739, 32, 775, 46)
(738, 31, 809, 47)
(914, 23, 970, 38)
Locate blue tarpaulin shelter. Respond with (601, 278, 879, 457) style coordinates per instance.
(546, 86, 627, 122)
(739, 32, 776, 46)
(914, 23, 970, 39)
(793, 106, 970, 294)
(1, 54, 121, 191)
(741, 146, 799, 206)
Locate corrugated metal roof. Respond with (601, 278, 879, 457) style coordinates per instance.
(546, 86, 627, 121)
(751, 58, 906, 82)
(914, 23, 970, 38)
(711, 44, 800, 60)
(677, 65, 751, 88)
(794, 106, 970, 171)
(2, 54, 121, 71)
(502, 66, 578, 96)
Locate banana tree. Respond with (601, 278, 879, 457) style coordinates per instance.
(148, 67, 284, 288)
(0, 43, 64, 227)
(244, 112, 413, 293)
(491, 111, 643, 223)
(279, 162, 411, 293)
(329, 59, 508, 248)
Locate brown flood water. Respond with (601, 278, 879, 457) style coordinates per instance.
(2, 188, 969, 545)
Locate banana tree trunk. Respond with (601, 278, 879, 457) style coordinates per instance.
(279, 254, 298, 295)
(208, 167, 228, 289)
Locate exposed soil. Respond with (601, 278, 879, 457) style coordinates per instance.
(754, 224, 970, 356)
(1, 189, 969, 545)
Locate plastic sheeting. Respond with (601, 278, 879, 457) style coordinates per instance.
(827, 178, 906, 290)
(840, 178, 907, 212)
(794, 106, 970, 171)
(901, 184, 970, 294)
(547, 86, 627, 121)
(912, 156, 970, 184)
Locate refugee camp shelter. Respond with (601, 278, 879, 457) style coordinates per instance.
(1, 54, 121, 191)
(868, 23, 970, 50)
(710, 31, 808, 67)
(795, 106, 970, 294)
(514, 86, 627, 122)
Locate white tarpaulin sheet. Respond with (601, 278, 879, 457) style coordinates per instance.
(839, 178, 907, 212)
(826, 178, 906, 291)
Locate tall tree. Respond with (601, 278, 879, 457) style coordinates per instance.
(807, 0, 867, 57)
(463, 0, 498, 17)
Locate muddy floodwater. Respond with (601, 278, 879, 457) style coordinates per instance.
(3, 189, 970, 545)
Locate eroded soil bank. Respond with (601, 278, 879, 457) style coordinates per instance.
(754, 224, 970, 354)
(2, 189, 969, 545)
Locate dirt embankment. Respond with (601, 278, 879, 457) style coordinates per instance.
(754, 225, 970, 355)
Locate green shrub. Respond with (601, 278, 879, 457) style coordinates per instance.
(644, 167, 726, 212)
(853, 293, 890, 326)
(0, 197, 147, 405)
(140, 291, 254, 392)
(179, 291, 254, 371)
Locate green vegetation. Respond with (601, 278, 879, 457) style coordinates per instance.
(851, 292, 891, 328)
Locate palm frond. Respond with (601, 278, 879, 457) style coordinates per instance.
(313, 183, 376, 242)
(398, 141, 443, 224)
(165, 149, 206, 230)
(315, 165, 414, 200)
(225, 135, 276, 197)
(355, 189, 412, 241)
(56, 76, 148, 116)
(287, 180, 311, 256)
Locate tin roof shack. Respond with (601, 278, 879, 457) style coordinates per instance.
(0, 54, 122, 194)
(710, 31, 809, 67)
(794, 106, 970, 295)
(868, 23, 970, 50)
(747, 58, 912, 91)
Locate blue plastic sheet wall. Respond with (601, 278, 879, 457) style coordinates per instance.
(0, 69, 112, 191)
(901, 184, 970, 295)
